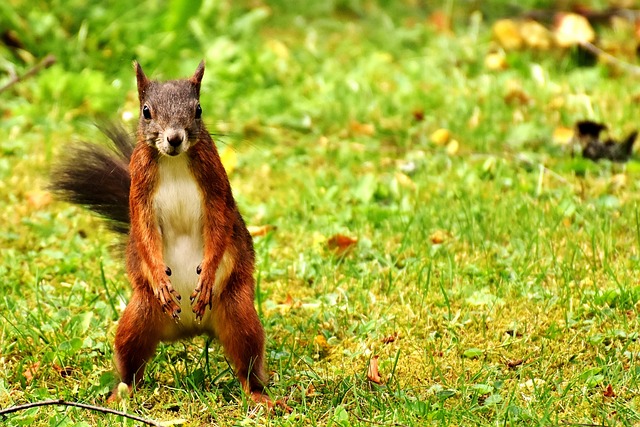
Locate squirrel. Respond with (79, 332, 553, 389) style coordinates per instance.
(51, 61, 268, 404)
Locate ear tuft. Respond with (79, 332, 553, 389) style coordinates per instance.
(191, 60, 205, 85)
(134, 61, 149, 101)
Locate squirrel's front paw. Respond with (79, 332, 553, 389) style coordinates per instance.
(154, 270, 181, 320)
(190, 268, 213, 321)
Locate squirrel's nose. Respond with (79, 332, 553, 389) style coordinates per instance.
(165, 129, 185, 148)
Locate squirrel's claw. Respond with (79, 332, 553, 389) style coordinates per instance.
(154, 277, 181, 320)
(190, 276, 213, 320)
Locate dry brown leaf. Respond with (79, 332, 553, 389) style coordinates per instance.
(506, 359, 524, 369)
(23, 362, 40, 382)
(306, 383, 316, 396)
(26, 190, 52, 209)
(554, 13, 595, 47)
(367, 356, 383, 384)
(493, 19, 523, 50)
(504, 88, 531, 106)
(604, 384, 616, 398)
(350, 120, 376, 136)
(412, 109, 425, 122)
(429, 230, 450, 244)
(428, 10, 451, 33)
(382, 332, 398, 344)
(327, 234, 358, 254)
(247, 224, 276, 237)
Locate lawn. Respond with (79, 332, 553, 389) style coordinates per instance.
(1, 1, 640, 426)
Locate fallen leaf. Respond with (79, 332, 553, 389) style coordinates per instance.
(552, 126, 575, 145)
(313, 335, 331, 358)
(350, 120, 376, 136)
(429, 229, 450, 244)
(446, 139, 460, 155)
(394, 172, 416, 190)
(484, 51, 508, 71)
(382, 332, 398, 344)
(367, 355, 383, 384)
(504, 87, 531, 106)
(26, 190, 52, 209)
(219, 147, 238, 175)
(430, 128, 450, 145)
(492, 19, 523, 50)
(266, 39, 290, 59)
(283, 294, 294, 306)
(506, 359, 524, 368)
(554, 13, 595, 47)
(23, 362, 40, 382)
(327, 234, 358, 254)
(428, 10, 451, 33)
(520, 20, 552, 50)
(306, 383, 316, 396)
(247, 224, 276, 237)
(412, 109, 425, 122)
(603, 384, 616, 398)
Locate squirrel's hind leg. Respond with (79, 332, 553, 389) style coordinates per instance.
(209, 269, 267, 398)
(109, 290, 164, 401)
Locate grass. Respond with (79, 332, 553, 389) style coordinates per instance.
(2, 0, 640, 425)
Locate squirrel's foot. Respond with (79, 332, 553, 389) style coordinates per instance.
(154, 277, 181, 320)
(250, 392, 292, 413)
(190, 274, 213, 321)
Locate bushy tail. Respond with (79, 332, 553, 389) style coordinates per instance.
(620, 131, 638, 158)
(50, 123, 133, 234)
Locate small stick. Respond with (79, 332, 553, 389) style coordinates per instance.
(579, 41, 640, 76)
(0, 399, 162, 427)
(0, 54, 56, 94)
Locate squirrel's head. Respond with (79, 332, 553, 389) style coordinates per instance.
(134, 61, 206, 157)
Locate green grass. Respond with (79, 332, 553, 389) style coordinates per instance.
(2, 1, 640, 426)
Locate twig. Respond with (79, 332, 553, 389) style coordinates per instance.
(579, 41, 640, 76)
(0, 54, 56, 94)
(0, 399, 162, 426)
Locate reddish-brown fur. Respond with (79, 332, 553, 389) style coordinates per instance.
(110, 62, 267, 402)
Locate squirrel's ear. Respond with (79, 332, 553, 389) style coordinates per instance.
(133, 61, 149, 101)
(191, 60, 205, 94)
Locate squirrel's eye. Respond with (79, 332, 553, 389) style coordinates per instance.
(195, 103, 202, 119)
(142, 105, 152, 120)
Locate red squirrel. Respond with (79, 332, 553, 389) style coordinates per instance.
(51, 61, 268, 403)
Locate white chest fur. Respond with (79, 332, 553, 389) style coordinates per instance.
(154, 155, 204, 326)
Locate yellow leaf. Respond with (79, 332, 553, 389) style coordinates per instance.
(219, 147, 237, 175)
(430, 128, 450, 145)
(247, 224, 276, 237)
(395, 172, 416, 190)
(552, 126, 575, 145)
(266, 39, 290, 59)
(485, 51, 508, 71)
(520, 20, 552, 50)
(446, 139, 459, 155)
(350, 120, 376, 136)
(492, 19, 523, 50)
(554, 13, 595, 47)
